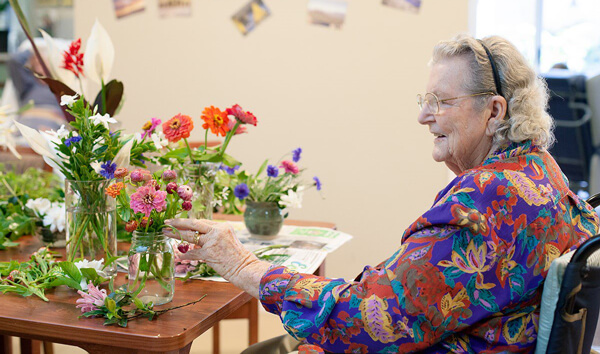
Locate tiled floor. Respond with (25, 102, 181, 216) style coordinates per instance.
(10, 308, 287, 354)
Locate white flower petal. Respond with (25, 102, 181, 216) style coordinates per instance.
(14, 121, 56, 158)
(83, 20, 114, 84)
(113, 138, 133, 169)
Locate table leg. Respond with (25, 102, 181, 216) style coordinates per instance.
(212, 322, 220, 354)
(43, 341, 55, 354)
(1, 335, 12, 354)
(249, 298, 259, 345)
(20, 338, 41, 354)
(178, 342, 193, 354)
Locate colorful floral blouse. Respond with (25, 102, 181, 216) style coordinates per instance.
(259, 141, 600, 353)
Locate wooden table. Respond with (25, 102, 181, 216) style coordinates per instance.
(0, 216, 335, 354)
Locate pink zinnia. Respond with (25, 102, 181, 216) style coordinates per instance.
(141, 117, 162, 139)
(76, 282, 107, 313)
(280, 160, 299, 174)
(227, 119, 247, 135)
(226, 104, 258, 126)
(130, 185, 167, 217)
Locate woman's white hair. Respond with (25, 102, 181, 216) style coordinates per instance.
(431, 34, 554, 149)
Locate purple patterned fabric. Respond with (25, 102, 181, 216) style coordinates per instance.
(259, 141, 600, 353)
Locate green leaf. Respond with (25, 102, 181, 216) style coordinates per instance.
(79, 268, 99, 283)
(133, 297, 145, 310)
(105, 297, 117, 313)
(256, 159, 269, 177)
(162, 148, 189, 160)
(46, 277, 82, 290)
(59, 262, 82, 283)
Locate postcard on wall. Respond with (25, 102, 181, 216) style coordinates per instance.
(307, 0, 348, 29)
(231, 0, 271, 36)
(382, 0, 422, 13)
(158, 0, 192, 18)
(113, 0, 145, 19)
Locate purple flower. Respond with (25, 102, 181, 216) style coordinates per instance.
(234, 183, 250, 200)
(130, 185, 167, 217)
(267, 165, 279, 178)
(166, 182, 178, 194)
(100, 161, 117, 179)
(141, 117, 162, 139)
(64, 136, 82, 147)
(313, 176, 322, 191)
(292, 148, 302, 163)
(220, 164, 240, 175)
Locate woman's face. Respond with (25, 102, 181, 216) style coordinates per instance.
(417, 56, 495, 175)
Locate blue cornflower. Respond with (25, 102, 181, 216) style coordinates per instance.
(223, 165, 240, 175)
(64, 136, 82, 147)
(266, 165, 279, 178)
(234, 183, 250, 200)
(313, 176, 322, 191)
(100, 160, 117, 179)
(292, 147, 302, 163)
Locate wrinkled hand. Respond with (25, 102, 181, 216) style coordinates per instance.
(164, 219, 271, 298)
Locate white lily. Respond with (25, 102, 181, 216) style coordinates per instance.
(150, 131, 169, 150)
(0, 116, 21, 159)
(279, 187, 304, 209)
(89, 113, 117, 129)
(14, 121, 56, 159)
(90, 160, 103, 174)
(113, 138, 134, 168)
(83, 20, 114, 85)
(74, 258, 105, 290)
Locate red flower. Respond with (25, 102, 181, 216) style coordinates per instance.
(226, 104, 258, 126)
(201, 106, 230, 137)
(162, 114, 194, 143)
(227, 119, 247, 135)
(61, 38, 84, 78)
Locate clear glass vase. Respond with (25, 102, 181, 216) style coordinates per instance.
(182, 162, 219, 220)
(128, 231, 175, 305)
(243, 201, 284, 240)
(65, 180, 117, 276)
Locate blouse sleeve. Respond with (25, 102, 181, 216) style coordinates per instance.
(259, 221, 529, 353)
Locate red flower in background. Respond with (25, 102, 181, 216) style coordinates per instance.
(201, 106, 230, 137)
(62, 38, 84, 78)
(163, 114, 194, 143)
(226, 104, 258, 126)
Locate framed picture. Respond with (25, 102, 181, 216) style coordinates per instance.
(113, 0, 145, 19)
(382, 0, 422, 13)
(307, 0, 348, 29)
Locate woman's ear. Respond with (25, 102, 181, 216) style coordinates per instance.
(485, 96, 507, 137)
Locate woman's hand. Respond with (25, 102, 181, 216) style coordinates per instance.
(164, 218, 271, 298)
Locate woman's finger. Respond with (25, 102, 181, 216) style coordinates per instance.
(164, 228, 206, 245)
(178, 248, 204, 260)
(165, 218, 213, 234)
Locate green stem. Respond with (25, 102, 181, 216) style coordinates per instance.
(219, 122, 240, 158)
(204, 129, 208, 152)
(101, 79, 107, 115)
(183, 138, 195, 164)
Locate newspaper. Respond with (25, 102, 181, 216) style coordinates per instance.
(117, 222, 352, 282)
(187, 221, 352, 282)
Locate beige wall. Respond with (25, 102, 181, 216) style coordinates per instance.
(74, 0, 469, 280)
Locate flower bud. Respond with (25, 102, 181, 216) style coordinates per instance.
(140, 217, 153, 228)
(162, 169, 177, 181)
(6, 270, 20, 282)
(177, 242, 190, 253)
(125, 220, 138, 232)
(130, 169, 152, 183)
(182, 200, 192, 211)
(177, 185, 193, 201)
(166, 182, 178, 194)
(114, 168, 129, 179)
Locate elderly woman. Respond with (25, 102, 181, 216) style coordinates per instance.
(165, 34, 599, 353)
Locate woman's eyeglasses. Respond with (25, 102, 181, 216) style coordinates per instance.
(417, 92, 495, 114)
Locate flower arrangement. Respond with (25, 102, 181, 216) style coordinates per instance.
(232, 148, 323, 209)
(106, 168, 190, 302)
(157, 104, 258, 168)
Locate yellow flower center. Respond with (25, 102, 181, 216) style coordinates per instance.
(215, 114, 223, 125)
(170, 119, 181, 130)
(142, 121, 152, 130)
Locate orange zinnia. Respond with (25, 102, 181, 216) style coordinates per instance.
(105, 182, 124, 198)
(201, 106, 230, 137)
(163, 114, 194, 143)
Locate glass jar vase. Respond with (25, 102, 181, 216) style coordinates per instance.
(182, 162, 219, 220)
(128, 231, 175, 305)
(243, 201, 284, 240)
(65, 180, 117, 276)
